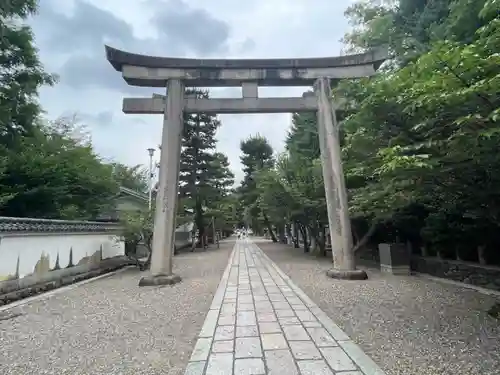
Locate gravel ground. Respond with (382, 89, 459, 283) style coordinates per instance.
(0, 241, 234, 375)
(258, 240, 500, 375)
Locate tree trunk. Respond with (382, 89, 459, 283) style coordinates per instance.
(478, 245, 487, 265)
(321, 226, 327, 256)
(195, 199, 205, 248)
(299, 224, 309, 253)
(352, 220, 379, 253)
(263, 212, 278, 242)
(293, 222, 299, 248)
(308, 225, 319, 254)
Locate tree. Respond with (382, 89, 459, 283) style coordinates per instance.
(335, 0, 500, 263)
(257, 111, 329, 253)
(111, 163, 148, 193)
(239, 135, 277, 241)
(120, 209, 154, 270)
(0, 118, 119, 219)
(0, 0, 56, 144)
(179, 89, 225, 247)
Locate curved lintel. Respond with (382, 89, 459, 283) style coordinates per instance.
(105, 45, 388, 72)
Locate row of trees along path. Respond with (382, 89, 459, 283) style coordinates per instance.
(236, 0, 500, 270)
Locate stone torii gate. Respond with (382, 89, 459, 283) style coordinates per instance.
(105, 46, 386, 286)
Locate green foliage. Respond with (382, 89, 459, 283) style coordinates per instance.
(179, 89, 234, 242)
(111, 163, 148, 193)
(119, 209, 154, 270)
(253, 0, 500, 263)
(0, 0, 56, 144)
(335, 0, 500, 262)
(0, 118, 119, 219)
(238, 135, 276, 237)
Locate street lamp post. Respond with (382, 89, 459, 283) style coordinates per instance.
(147, 148, 155, 210)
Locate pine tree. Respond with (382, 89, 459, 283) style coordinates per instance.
(239, 135, 277, 241)
(179, 89, 226, 247)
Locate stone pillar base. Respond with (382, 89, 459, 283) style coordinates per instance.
(139, 273, 182, 287)
(326, 269, 368, 280)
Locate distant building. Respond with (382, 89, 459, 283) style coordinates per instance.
(96, 186, 148, 221)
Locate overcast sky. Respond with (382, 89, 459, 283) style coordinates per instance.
(30, 0, 353, 184)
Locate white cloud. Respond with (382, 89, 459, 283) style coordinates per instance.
(31, 0, 353, 185)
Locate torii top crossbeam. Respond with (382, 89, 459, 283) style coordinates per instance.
(105, 45, 387, 87)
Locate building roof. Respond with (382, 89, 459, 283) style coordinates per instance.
(119, 186, 148, 202)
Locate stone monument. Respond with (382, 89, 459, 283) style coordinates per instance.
(105, 46, 387, 285)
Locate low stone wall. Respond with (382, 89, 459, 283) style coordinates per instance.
(0, 216, 127, 306)
(410, 256, 500, 291)
(355, 245, 500, 291)
(0, 256, 132, 306)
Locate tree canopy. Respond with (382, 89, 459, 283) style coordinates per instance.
(249, 0, 500, 265)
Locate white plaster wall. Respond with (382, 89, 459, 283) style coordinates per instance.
(0, 232, 124, 280)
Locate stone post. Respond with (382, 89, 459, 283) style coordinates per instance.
(139, 79, 184, 286)
(315, 77, 367, 280)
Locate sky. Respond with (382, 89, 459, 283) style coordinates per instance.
(30, 0, 354, 185)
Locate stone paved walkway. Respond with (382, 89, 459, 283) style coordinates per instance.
(184, 238, 385, 375)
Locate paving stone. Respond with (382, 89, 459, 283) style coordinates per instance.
(184, 361, 206, 375)
(302, 320, 322, 328)
(190, 337, 212, 361)
(214, 325, 235, 341)
(312, 309, 350, 341)
(339, 340, 385, 375)
(234, 358, 266, 375)
(253, 294, 268, 301)
(236, 325, 259, 337)
(237, 310, 257, 326)
(266, 287, 281, 294)
(255, 301, 273, 311)
(261, 333, 288, 350)
(238, 296, 253, 305)
(306, 327, 337, 347)
(286, 297, 303, 305)
(259, 322, 282, 333)
(320, 347, 357, 372)
(238, 303, 255, 311)
(295, 309, 317, 322)
(276, 309, 295, 318)
(199, 309, 219, 337)
(206, 352, 234, 375)
(290, 303, 308, 310)
(218, 313, 236, 325)
(289, 341, 322, 360)
(296, 359, 334, 375)
(212, 339, 234, 353)
(272, 301, 291, 310)
(283, 324, 310, 340)
(235, 337, 263, 358)
(257, 311, 277, 322)
(221, 303, 236, 315)
(264, 349, 299, 375)
(278, 316, 300, 325)
(226, 291, 237, 299)
(268, 293, 285, 302)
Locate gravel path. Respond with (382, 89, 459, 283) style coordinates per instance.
(0, 241, 233, 375)
(258, 240, 500, 375)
